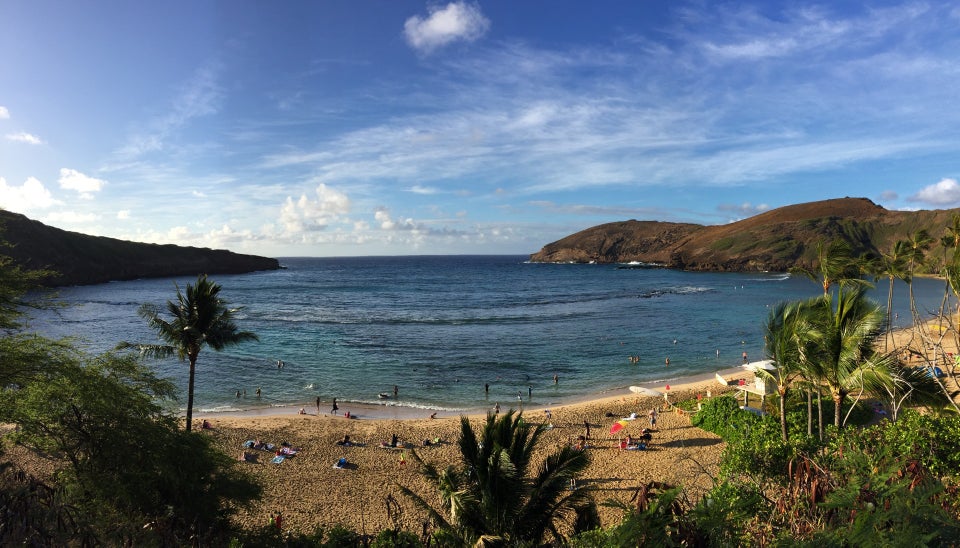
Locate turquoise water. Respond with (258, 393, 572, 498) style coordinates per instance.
(25, 256, 946, 415)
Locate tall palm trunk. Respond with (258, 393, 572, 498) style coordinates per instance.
(186, 356, 197, 432)
(778, 387, 788, 442)
(806, 388, 812, 437)
(816, 390, 824, 441)
(832, 389, 846, 429)
(885, 274, 895, 352)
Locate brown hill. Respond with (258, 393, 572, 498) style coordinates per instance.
(0, 210, 280, 286)
(529, 197, 959, 272)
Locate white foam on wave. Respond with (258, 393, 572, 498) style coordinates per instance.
(198, 405, 245, 413)
(347, 398, 464, 413)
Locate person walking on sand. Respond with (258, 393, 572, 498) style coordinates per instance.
(648, 408, 658, 428)
(584, 420, 590, 439)
(331, 397, 339, 414)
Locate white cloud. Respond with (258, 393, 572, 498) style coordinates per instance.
(909, 178, 960, 206)
(374, 207, 420, 231)
(279, 183, 351, 233)
(117, 210, 131, 220)
(717, 202, 770, 217)
(404, 1, 490, 54)
(0, 176, 59, 212)
(5, 132, 42, 144)
(58, 168, 107, 197)
(408, 184, 440, 195)
(0, 106, 8, 119)
(879, 190, 898, 201)
(45, 210, 100, 224)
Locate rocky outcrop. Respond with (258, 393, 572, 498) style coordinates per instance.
(0, 210, 280, 286)
(530, 197, 960, 273)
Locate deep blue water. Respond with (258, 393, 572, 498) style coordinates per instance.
(25, 255, 947, 414)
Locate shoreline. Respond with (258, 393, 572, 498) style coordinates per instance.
(196, 365, 753, 423)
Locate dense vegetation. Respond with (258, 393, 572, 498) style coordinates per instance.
(3, 217, 960, 545)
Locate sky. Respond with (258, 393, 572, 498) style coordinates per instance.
(2, 1, 960, 258)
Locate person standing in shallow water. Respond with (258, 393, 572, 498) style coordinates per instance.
(316, 396, 320, 414)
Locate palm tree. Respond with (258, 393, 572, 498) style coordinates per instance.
(875, 240, 910, 351)
(761, 300, 810, 441)
(792, 239, 870, 296)
(904, 229, 933, 326)
(127, 275, 258, 431)
(805, 287, 890, 429)
(400, 410, 593, 546)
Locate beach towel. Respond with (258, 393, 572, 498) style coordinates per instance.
(280, 447, 298, 456)
(272, 455, 285, 464)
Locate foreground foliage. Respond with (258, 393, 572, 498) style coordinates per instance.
(1, 348, 261, 545)
(400, 409, 596, 546)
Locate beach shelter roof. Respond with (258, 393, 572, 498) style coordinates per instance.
(742, 360, 776, 373)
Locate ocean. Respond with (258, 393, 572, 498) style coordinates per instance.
(24, 255, 946, 417)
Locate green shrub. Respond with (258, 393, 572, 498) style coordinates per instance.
(370, 529, 423, 547)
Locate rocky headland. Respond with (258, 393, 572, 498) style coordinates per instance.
(530, 197, 960, 272)
(0, 210, 279, 286)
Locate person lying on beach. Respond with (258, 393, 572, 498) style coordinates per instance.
(238, 451, 258, 462)
(336, 435, 353, 446)
(573, 435, 587, 451)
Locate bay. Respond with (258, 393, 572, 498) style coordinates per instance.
(24, 255, 946, 415)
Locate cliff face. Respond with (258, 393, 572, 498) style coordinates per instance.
(530, 197, 960, 272)
(1, 210, 280, 286)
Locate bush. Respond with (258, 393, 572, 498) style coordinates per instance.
(692, 395, 819, 480)
(370, 529, 423, 547)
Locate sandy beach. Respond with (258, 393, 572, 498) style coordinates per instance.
(200, 366, 751, 535)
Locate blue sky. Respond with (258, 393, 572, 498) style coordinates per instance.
(2, 1, 960, 257)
